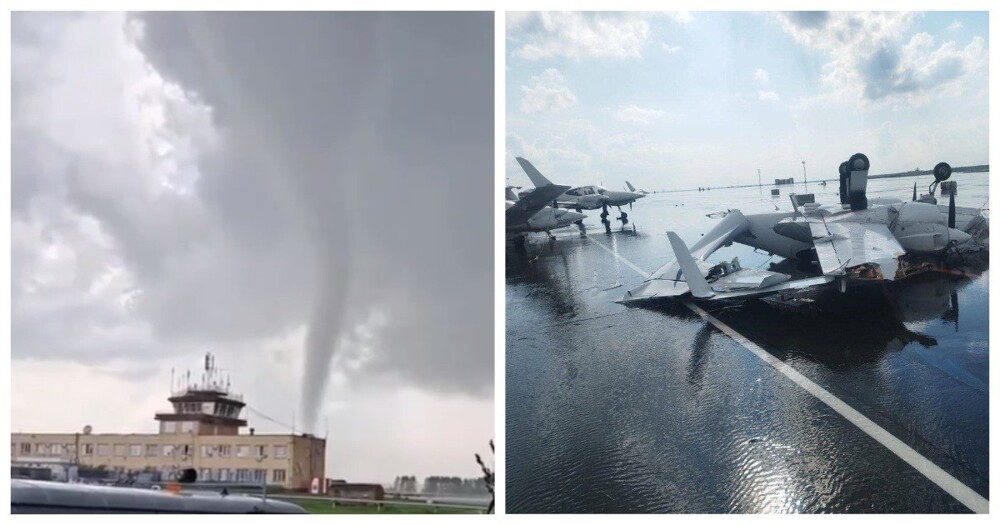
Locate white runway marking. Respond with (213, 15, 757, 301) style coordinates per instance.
(586, 236, 988, 514)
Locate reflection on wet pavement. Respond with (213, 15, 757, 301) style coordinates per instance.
(506, 174, 989, 513)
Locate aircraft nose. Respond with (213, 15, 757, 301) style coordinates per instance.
(949, 228, 972, 244)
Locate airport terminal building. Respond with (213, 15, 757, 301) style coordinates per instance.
(11, 356, 325, 490)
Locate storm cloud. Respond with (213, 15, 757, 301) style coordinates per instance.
(12, 11, 494, 476)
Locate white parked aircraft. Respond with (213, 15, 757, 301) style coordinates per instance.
(625, 181, 650, 195)
(514, 157, 645, 227)
(506, 184, 587, 247)
(622, 154, 987, 303)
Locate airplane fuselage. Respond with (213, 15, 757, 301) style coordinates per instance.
(556, 185, 645, 210)
(505, 201, 586, 233)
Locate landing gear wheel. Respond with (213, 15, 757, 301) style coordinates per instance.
(933, 162, 952, 182)
(848, 153, 870, 171)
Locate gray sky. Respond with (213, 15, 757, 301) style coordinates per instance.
(12, 11, 494, 483)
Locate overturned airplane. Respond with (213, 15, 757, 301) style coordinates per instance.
(622, 153, 988, 304)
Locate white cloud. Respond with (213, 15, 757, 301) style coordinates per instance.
(758, 90, 780, 102)
(754, 68, 770, 85)
(948, 21, 963, 31)
(510, 12, 653, 60)
(775, 12, 986, 106)
(661, 42, 682, 54)
(520, 68, 577, 113)
(614, 104, 667, 124)
(666, 11, 694, 24)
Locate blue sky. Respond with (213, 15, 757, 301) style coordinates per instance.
(506, 12, 989, 190)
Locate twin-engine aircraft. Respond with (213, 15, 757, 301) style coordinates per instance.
(506, 184, 587, 246)
(514, 157, 645, 228)
(622, 153, 988, 304)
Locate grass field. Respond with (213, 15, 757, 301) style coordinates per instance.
(277, 497, 486, 514)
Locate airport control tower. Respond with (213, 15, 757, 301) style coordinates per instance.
(155, 353, 247, 436)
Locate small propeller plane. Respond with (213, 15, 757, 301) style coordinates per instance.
(622, 153, 988, 304)
(506, 184, 587, 247)
(514, 157, 645, 228)
(625, 181, 650, 195)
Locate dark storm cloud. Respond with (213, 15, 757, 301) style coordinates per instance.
(12, 12, 495, 432)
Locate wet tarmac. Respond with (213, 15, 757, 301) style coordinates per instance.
(505, 173, 989, 513)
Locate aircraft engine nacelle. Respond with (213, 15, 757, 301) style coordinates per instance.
(892, 202, 971, 252)
(527, 209, 559, 230)
(578, 194, 608, 210)
(893, 222, 953, 254)
(895, 201, 942, 224)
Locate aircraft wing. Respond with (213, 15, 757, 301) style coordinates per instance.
(807, 219, 905, 280)
(506, 184, 570, 226)
(621, 229, 835, 303)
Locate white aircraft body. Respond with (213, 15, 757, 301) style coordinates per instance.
(625, 181, 650, 195)
(622, 154, 988, 304)
(515, 157, 645, 226)
(506, 185, 587, 244)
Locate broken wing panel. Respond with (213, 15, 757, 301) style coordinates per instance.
(808, 220, 905, 279)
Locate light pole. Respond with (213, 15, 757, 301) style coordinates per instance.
(801, 161, 807, 190)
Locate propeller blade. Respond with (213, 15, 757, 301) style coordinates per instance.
(912, 182, 917, 201)
(948, 190, 956, 229)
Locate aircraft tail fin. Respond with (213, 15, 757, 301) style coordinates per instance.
(515, 157, 555, 187)
(505, 186, 519, 201)
(668, 232, 715, 299)
(626, 181, 637, 192)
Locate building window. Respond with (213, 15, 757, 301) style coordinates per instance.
(237, 445, 249, 458)
(218, 469, 229, 481)
(218, 444, 231, 457)
(201, 445, 212, 457)
(67, 444, 76, 455)
(37, 443, 49, 455)
(145, 444, 158, 457)
(113, 444, 126, 457)
(180, 421, 195, 433)
(83, 444, 94, 455)
(163, 422, 176, 433)
(163, 445, 175, 457)
(273, 445, 288, 458)
(129, 444, 143, 457)
(253, 469, 266, 483)
(51, 443, 64, 456)
(20, 443, 31, 455)
(97, 444, 111, 457)
(236, 468, 250, 482)
(200, 468, 212, 481)
(272, 469, 286, 483)
(254, 445, 266, 458)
